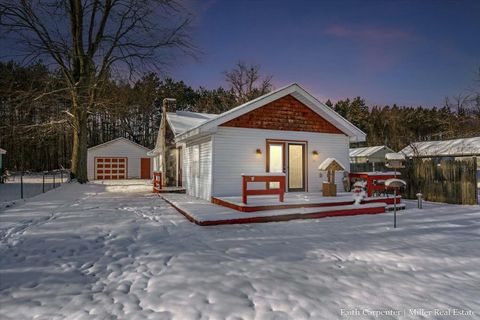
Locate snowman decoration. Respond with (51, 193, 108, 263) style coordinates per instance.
(352, 181, 367, 205)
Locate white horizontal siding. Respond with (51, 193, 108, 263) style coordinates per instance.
(212, 127, 349, 197)
(183, 137, 212, 200)
(87, 140, 151, 180)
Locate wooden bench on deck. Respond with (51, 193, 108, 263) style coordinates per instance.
(242, 173, 286, 204)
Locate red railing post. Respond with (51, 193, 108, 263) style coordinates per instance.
(367, 176, 373, 197)
(279, 176, 285, 202)
(242, 176, 248, 204)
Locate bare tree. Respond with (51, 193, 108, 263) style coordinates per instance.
(472, 67, 480, 118)
(0, 0, 194, 182)
(444, 94, 471, 116)
(224, 61, 273, 104)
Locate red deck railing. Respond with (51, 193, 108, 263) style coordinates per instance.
(349, 172, 399, 197)
(242, 174, 285, 204)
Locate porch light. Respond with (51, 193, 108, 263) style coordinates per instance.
(255, 149, 262, 158)
(312, 150, 319, 160)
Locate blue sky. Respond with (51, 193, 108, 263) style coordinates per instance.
(172, 0, 480, 107)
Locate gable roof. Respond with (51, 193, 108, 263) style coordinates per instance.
(318, 158, 346, 171)
(175, 83, 366, 143)
(166, 111, 218, 136)
(385, 152, 406, 161)
(88, 137, 151, 152)
(349, 145, 395, 158)
(400, 137, 480, 157)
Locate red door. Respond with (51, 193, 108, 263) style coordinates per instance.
(140, 158, 151, 179)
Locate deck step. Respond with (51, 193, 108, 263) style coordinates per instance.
(212, 195, 401, 212)
(161, 193, 387, 226)
(153, 187, 186, 194)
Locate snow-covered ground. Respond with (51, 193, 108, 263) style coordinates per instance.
(0, 181, 479, 319)
(0, 174, 67, 209)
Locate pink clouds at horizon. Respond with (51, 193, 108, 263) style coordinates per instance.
(324, 24, 419, 74)
(325, 24, 415, 42)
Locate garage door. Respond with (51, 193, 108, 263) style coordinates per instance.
(95, 157, 127, 179)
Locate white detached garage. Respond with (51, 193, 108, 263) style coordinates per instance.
(87, 137, 152, 180)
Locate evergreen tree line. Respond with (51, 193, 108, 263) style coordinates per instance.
(326, 95, 480, 151)
(1, 61, 479, 171)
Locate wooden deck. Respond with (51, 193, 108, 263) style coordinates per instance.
(212, 192, 401, 212)
(160, 193, 388, 226)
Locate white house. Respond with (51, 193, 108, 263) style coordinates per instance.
(153, 83, 366, 200)
(87, 137, 152, 180)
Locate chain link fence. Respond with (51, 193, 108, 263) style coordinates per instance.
(0, 170, 70, 206)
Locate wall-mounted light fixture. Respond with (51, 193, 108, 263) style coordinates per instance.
(312, 150, 319, 160)
(256, 148, 262, 158)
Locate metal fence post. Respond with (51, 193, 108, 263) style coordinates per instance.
(20, 171, 24, 199)
(53, 172, 56, 189)
(42, 172, 45, 193)
(393, 188, 397, 228)
(61, 170, 63, 184)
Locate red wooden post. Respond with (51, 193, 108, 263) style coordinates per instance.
(279, 176, 285, 202)
(367, 176, 373, 197)
(242, 176, 248, 204)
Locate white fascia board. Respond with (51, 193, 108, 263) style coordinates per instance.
(175, 128, 216, 145)
(87, 137, 151, 152)
(165, 115, 178, 136)
(199, 85, 298, 133)
(290, 85, 366, 142)
(175, 83, 366, 143)
(175, 141, 186, 149)
(175, 84, 297, 142)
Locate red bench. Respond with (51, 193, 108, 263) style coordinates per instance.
(349, 172, 400, 197)
(242, 173, 285, 204)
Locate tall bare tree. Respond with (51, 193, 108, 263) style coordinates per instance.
(0, 0, 194, 182)
(224, 61, 273, 104)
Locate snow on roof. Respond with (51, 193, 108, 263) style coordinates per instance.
(0, 148, 6, 155)
(400, 137, 480, 157)
(385, 153, 405, 161)
(349, 145, 393, 158)
(318, 158, 346, 171)
(166, 111, 218, 136)
(88, 137, 151, 152)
